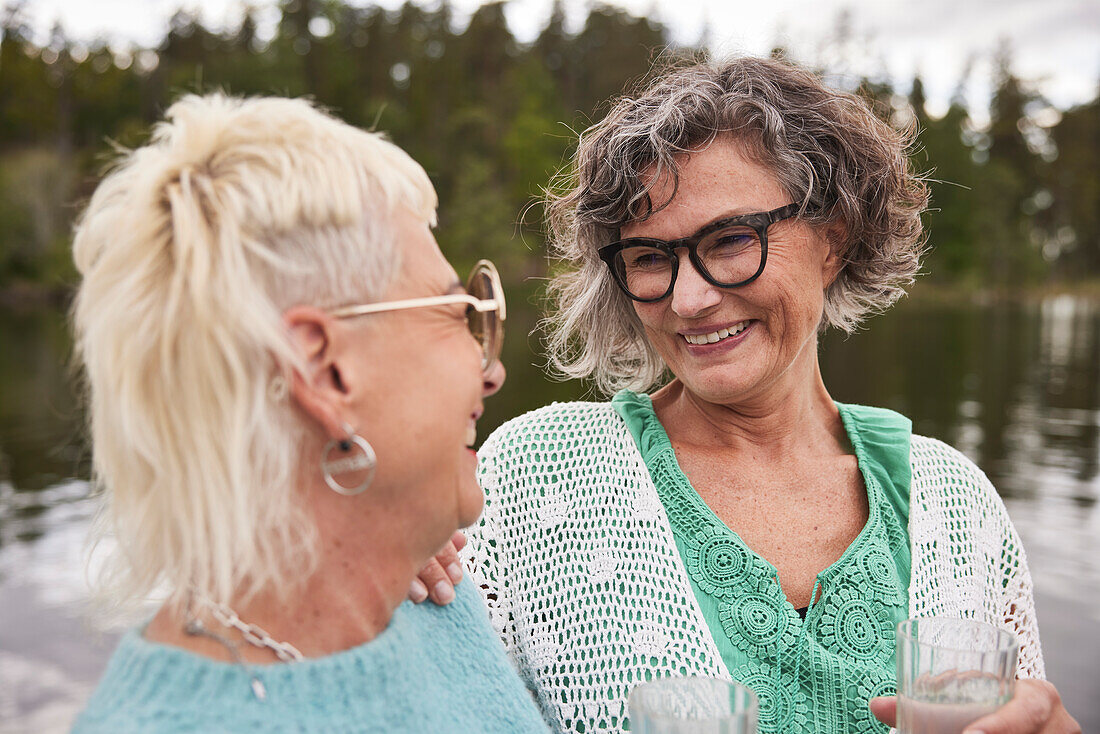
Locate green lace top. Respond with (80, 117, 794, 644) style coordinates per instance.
(612, 390, 912, 734)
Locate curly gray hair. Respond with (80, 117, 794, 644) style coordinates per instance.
(544, 55, 929, 395)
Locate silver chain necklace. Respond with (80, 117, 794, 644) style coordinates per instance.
(184, 595, 304, 702)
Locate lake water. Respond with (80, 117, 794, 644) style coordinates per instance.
(1, 294, 1098, 733)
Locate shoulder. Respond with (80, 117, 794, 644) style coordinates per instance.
(479, 400, 622, 457)
(73, 631, 251, 733)
(389, 584, 550, 731)
(838, 401, 911, 429)
(909, 433, 993, 489)
(404, 577, 496, 636)
(474, 398, 651, 515)
(908, 433, 1015, 537)
(397, 583, 491, 655)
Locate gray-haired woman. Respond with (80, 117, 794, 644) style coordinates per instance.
(69, 93, 548, 732)
(432, 57, 1078, 734)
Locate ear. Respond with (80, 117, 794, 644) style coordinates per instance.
(820, 219, 849, 287)
(283, 305, 348, 441)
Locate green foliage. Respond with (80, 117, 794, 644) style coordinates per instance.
(917, 102, 984, 282)
(0, 147, 77, 285)
(906, 48, 1095, 290)
(1047, 96, 1100, 275)
(0, 1, 1096, 295)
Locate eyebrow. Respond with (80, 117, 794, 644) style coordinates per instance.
(624, 212, 743, 244)
(699, 209, 762, 229)
(622, 208, 766, 242)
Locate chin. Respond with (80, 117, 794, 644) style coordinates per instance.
(456, 483, 486, 529)
(681, 370, 764, 404)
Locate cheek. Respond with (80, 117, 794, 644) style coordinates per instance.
(746, 276, 825, 351)
(632, 306, 678, 361)
(775, 281, 826, 332)
(768, 251, 829, 306)
(633, 303, 665, 337)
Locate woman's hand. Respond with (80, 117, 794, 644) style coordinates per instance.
(408, 531, 466, 605)
(870, 680, 1080, 733)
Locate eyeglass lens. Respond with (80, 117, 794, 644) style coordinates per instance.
(465, 266, 502, 370)
(614, 224, 763, 300)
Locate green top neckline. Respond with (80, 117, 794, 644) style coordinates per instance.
(611, 388, 913, 734)
(611, 389, 911, 583)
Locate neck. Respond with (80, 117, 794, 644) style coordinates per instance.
(652, 349, 841, 457)
(146, 477, 451, 662)
(247, 519, 424, 656)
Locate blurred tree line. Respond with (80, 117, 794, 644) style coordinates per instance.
(0, 0, 1097, 298)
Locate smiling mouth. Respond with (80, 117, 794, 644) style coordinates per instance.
(682, 321, 751, 345)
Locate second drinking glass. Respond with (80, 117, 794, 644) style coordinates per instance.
(628, 677, 758, 733)
(895, 617, 1018, 734)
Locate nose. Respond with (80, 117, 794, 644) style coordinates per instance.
(669, 253, 722, 317)
(482, 360, 506, 397)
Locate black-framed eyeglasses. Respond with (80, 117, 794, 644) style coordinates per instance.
(329, 259, 506, 375)
(597, 203, 801, 302)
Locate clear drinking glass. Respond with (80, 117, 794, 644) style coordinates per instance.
(896, 617, 1018, 734)
(628, 677, 758, 734)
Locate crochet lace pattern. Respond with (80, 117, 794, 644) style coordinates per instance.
(464, 401, 1044, 734)
(639, 399, 910, 733)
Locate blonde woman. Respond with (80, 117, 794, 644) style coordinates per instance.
(70, 94, 548, 732)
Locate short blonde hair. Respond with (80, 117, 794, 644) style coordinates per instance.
(545, 56, 928, 395)
(72, 93, 436, 613)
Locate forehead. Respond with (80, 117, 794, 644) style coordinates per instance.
(386, 211, 458, 298)
(622, 137, 787, 240)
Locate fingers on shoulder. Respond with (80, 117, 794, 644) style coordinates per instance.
(435, 538, 463, 575)
(450, 530, 468, 552)
(418, 557, 458, 605)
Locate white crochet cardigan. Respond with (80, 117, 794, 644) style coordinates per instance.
(463, 401, 1044, 734)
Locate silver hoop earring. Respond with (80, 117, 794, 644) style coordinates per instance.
(321, 423, 376, 496)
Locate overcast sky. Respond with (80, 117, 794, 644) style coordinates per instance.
(16, 0, 1100, 122)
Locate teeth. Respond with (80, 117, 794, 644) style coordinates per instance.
(683, 322, 749, 345)
(466, 424, 477, 447)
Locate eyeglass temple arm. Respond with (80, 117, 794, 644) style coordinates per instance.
(329, 294, 497, 319)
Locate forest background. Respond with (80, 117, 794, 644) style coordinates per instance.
(0, 0, 1098, 303)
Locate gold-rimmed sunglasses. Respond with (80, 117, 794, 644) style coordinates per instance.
(329, 259, 506, 374)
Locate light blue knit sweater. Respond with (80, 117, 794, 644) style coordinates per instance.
(72, 580, 550, 733)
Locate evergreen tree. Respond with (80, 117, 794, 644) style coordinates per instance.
(0, 0, 1095, 291)
(912, 74, 983, 283)
(572, 7, 669, 119)
(977, 44, 1046, 287)
(1, 3, 54, 147)
(1048, 89, 1100, 275)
